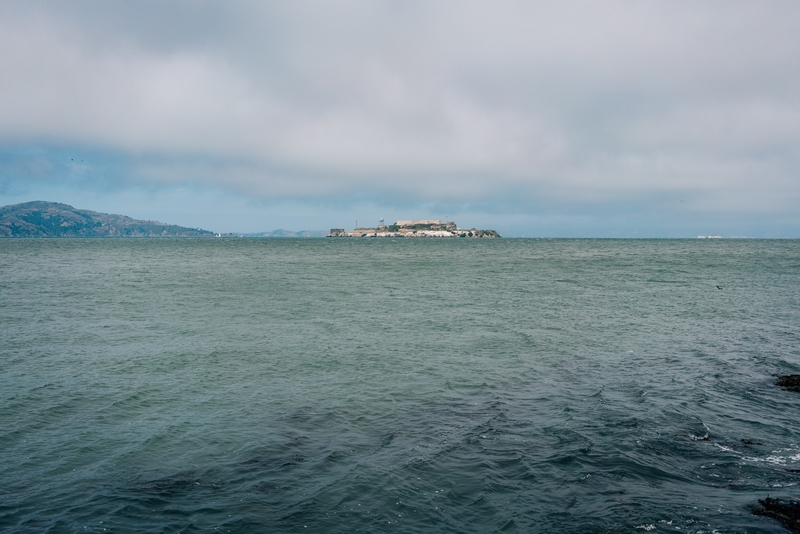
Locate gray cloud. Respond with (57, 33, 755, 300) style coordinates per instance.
(1, 0, 799, 217)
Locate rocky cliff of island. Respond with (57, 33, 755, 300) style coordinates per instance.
(329, 219, 500, 238)
(0, 201, 215, 238)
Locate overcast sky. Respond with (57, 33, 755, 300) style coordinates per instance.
(1, 1, 799, 236)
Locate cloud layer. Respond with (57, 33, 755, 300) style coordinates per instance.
(1, 1, 799, 232)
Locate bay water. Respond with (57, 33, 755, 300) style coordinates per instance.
(1, 238, 799, 533)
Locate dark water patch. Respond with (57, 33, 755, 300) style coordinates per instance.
(122, 472, 208, 503)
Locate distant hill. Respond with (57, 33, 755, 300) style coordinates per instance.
(239, 229, 328, 238)
(0, 201, 215, 237)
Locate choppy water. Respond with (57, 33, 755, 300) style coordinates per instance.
(1, 238, 800, 533)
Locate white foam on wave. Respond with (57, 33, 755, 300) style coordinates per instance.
(713, 443, 736, 453)
(742, 445, 800, 465)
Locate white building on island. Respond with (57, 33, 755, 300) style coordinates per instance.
(395, 220, 442, 226)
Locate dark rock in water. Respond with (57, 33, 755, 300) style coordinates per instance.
(777, 375, 800, 392)
(754, 497, 800, 532)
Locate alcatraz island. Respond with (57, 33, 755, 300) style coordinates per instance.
(329, 219, 500, 238)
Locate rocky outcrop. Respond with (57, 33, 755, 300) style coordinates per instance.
(754, 497, 800, 532)
(0, 201, 215, 237)
(777, 375, 800, 392)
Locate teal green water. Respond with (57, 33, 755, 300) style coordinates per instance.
(1, 238, 799, 533)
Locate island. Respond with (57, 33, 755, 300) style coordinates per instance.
(0, 201, 215, 238)
(329, 219, 500, 238)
